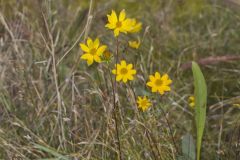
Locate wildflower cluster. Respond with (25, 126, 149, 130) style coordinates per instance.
(79, 10, 172, 112)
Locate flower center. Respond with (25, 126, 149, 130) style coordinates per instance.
(155, 79, 163, 86)
(90, 48, 97, 55)
(120, 68, 128, 75)
(141, 100, 147, 107)
(116, 21, 122, 28)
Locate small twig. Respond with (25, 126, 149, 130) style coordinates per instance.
(181, 55, 240, 70)
(110, 37, 122, 160)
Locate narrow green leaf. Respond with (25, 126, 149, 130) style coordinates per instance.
(192, 61, 207, 160)
(182, 134, 196, 160)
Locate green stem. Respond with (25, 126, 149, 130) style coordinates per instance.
(112, 37, 122, 160)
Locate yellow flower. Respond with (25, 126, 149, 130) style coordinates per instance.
(188, 96, 195, 108)
(128, 18, 142, 33)
(128, 39, 140, 49)
(80, 37, 107, 65)
(112, 60, 136, 83)
(105, 10, 142, 37)
(146, 72, 172, 95)
(137, 96, 152, 111)
(105, 10, 132, 37)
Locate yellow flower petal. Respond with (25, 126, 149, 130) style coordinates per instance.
(147, 81, 153, 87)
(112, 69, 117, 74)
(80, 43, 89, 52)
(105, 23, 115, 29)
(119, 10, 126, 21)
(96, 45, 107, 56)
(128, 75, 134, 80)
(87, 37, 93, 47)
(162, 86, 171, 91)
(114, 28, 120, 37)
(161, 74, 169, 81)
(158, 90, 164, 95)
(81, 53, 92, 60)
(152, 87, 158, 92)
(127, 64, 133, 69)
(116, 75, 123, 81)
(121, 18, 132, 31)
(123, 77, 128, 83)
(121, 60, 127, 67)
(116, 64, 121, 69)
(110, 10, 118, 23)
(149, 75, 155, 81)
(130, 22, 142, 33)
(164, 79, 172, 85)
(129, 69, 136, 74)
(155, 72, 160, 78)
(87, 58, 94, 65)
(93, 55, 101, 63)
(93, 38, 100, 48)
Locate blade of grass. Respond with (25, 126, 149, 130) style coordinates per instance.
(192, 61, 207, 160)
(34, 143, 69, 160)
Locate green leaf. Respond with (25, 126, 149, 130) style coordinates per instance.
(192, 61, 207, 160)
(33, 143, 70, 160)
(182, 134, 196, 160)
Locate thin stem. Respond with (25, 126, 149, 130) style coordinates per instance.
(111, 37, 122, 160)
(106, 56, 121, 160)
(108, 65, 121, 160)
